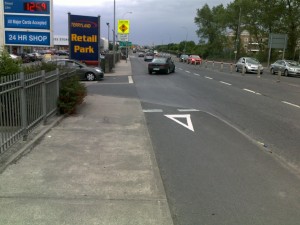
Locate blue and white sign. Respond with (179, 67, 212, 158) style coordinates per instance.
(4, 15, 50, 30)
(4, 0, 50, 14)
(5, 31, 50, 46)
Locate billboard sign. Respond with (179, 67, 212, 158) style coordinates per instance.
(4, 15, 50, 29)
(268, 33, 288, 49)
(69, 14, 99, 62)
(5, 31, 50, 46)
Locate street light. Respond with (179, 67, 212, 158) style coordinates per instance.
(181, 26, 188, 54)
(106, 22, 110, 51)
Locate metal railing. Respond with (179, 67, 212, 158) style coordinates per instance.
(0, 69, 75, 154)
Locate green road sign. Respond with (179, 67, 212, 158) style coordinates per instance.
(119, 41, 132, 47)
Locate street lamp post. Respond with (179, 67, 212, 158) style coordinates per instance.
(181, 26, 188, 54)
(106, 22, 110, 51)
(113, 0, 116, 66)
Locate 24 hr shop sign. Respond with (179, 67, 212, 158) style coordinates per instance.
(69, 14, 99, 61)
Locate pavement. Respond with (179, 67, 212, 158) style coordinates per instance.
(0, 58, 174, 225)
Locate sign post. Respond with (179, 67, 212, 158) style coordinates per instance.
(267, 33, 288, 67)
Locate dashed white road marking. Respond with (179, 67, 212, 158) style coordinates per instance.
(194, 73, 200, 76)
(282, 101, 300, 109)
(219, 81, 232, 86)
(128, 76, 133, 84)
(243, 88, 261, 95)
(143, 109, 163, 113)
(178, 109, 200, 112)
(205, 76, 213, 80)
(186, 71, 191, 73)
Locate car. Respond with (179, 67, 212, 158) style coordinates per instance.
(144, 53, 154, 61)
(56, 50, 69, 56)
(179, 54, 189, 62)
(270, 60, 300, 76)
(138, 52, 145, 57)
(50, 59, 104, 81)
(9, 53, 21, 61)
(235, 57, 263, 74)
(187, 55, 202, 64)
(148, 57, 175, 74)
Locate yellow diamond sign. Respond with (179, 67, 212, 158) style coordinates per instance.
(118, 20, 130, 34)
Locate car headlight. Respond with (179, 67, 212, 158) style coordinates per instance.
(95, 69, 101, 72)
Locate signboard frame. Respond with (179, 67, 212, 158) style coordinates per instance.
(68, 13, 100, 63)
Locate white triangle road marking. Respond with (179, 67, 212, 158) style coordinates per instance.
(164, 114, 194, 132)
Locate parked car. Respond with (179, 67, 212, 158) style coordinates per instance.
(148, 57, 175, 74)
(50, 59, 104, 81)
(187, 55, 202, 64)
(9, 54, 21, 61)
(235, 57, 263, 74)
(144, 53, 154, 62)
(270, 60, 300, 76)
(179, 54, 189, 62)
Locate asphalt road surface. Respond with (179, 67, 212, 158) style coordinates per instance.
(130, 54, 300, 225)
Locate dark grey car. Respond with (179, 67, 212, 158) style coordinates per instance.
(270, 60, 300, 76)
(52, 59, 104, 81)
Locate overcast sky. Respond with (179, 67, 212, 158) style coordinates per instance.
(53, 0, 233, 46)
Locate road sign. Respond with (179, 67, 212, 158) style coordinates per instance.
(118, 34, 128, 41)
(268, 33, 288, 49)
(4, 15, 50, 30)
(119, 41, 132, 47)
(118, 20, 130, 34)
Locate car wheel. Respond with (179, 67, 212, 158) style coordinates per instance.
(86, 72, 96, 81)
(271, 68, 275, 74)
(284, 70, 289, 76)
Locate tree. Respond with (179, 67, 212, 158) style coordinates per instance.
(0, 48, 21, 77)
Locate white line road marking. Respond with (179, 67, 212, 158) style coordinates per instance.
(186, 71, 191, 73)
(178, 109, 200, 112)
(194, 73, 200, 76)
(128, 76, 133, 84)
(243, 88, 261, 95)
(165, 114, 194, 132)
(282, 101, 300, 109)
(220, 81, 232, 86)
(178, 68, 183, 70)
(205, 76, 213, 79)
(143, 109, 163, 113)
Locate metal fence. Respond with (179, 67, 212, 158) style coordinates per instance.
(0, 69, 75, 154)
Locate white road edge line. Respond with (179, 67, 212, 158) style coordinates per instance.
(205, 76, 213, 80)
(220, 81, 232, 86)
(143, 109, 163, 113)
(128, 76, 133, 84)
(282, 101, 300, 109)
(178, 109, 200, 112)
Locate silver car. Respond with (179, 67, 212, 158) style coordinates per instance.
(235, 57, 264, 74)
(52, 59, 104, 81)
(270, 60, 300, 76)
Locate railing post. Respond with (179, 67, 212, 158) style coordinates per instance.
(257, 67, 261, 78)
(230, 63, 233, 73)
(277, 70, 281, 82)
(205, 60, 207, 69)
(42, 70, 47, 125)
(242, 66, 245, 75)
(220, 62, 223, 72)
(56, 68, 60, 115)
(20, 72, 28, 141)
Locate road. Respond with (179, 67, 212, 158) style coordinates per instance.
(130, 54, 300, 225)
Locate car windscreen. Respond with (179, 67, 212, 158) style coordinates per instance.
(247, 58, 259, 64)
(287, 61, 299, 66)
(152, 58, 167, 63)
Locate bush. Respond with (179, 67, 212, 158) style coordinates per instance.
(0, 49, 21, 77)
(57, 76, 87, 114)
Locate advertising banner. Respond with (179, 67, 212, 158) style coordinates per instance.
(4, 15, 50, 29)
(69, 14, 99, 62)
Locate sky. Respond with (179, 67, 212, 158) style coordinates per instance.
(53, 0, 233, 46)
